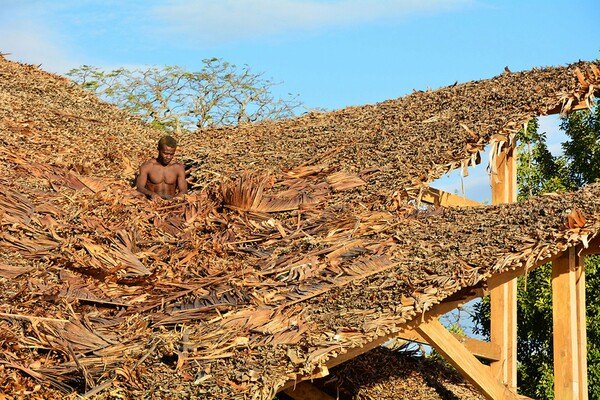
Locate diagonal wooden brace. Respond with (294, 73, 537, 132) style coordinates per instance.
(416, 317, 521, 400)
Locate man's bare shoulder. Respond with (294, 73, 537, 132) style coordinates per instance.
(170, 161, 185, 172)
(139, 158, 158, 170)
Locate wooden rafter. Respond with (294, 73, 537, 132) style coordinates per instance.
(396, 329, 501, 361)
(416, 318, 521, 400)
(420, 187, 483, 207)
(278, 288, 484, 392)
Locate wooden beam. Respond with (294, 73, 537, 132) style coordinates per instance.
(490, 143, 518, 389)
(552, 247, 585, 398)
(416, 318, 519, 400)
(485, 253, 559, 291)
(483, 243, 592, 291)
(396, 329, 501, 361)
(453, 334, 502, 362)
(420, 187, 483, 207)
(324, 290, 486, 370)
(283, 381, 335, 400)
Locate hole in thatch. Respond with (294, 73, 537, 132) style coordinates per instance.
(160, 353, 178, 366)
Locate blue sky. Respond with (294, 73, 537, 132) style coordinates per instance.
(1, 0, 598, 202)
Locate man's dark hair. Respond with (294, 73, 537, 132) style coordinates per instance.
(158, 135, 177, 150)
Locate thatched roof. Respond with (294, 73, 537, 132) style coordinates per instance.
(1, 55, 599, 399)
(188, 60, 599, 202)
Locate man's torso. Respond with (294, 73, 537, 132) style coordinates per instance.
(144, 160, 182, 197)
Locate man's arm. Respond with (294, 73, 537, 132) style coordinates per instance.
(175, 164, 188, 197)
(136, 162, 160, 199)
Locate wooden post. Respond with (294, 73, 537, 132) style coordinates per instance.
(552, 247, 587, 399)
(490, 142, 518, 388)
(489, 275, 517, 387)
(576, 250, 588, 400)
(490, 141, 517, 205)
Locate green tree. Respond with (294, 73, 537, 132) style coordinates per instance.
(472, 106, 600, 398)
(67, 58, 303, 133)
(561, 107, 600, 186)
(516, 118, 570, 200)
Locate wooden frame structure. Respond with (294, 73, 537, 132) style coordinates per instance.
(283, 102, 597, 400)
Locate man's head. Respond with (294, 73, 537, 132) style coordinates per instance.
(157, 135, 177, 166)
(157, 135, 177, 151)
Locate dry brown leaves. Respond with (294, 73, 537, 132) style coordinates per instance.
(1, 55, 600, 399)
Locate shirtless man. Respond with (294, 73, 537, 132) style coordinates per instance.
(136, 135, 188, 200)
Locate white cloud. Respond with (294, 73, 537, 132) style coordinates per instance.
(0, 21, 81, 74)
(0, 1, 159, 73)
(0, 2, 84, 73)
(151, 0, 473, 44)
(0, 0, 474, 74)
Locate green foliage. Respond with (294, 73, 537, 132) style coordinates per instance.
(516, 117, 571, 200)
(67, 58, 303, 133)
(514, 263, 554, 398)
(472, 106, 600, 398)
(582, 255, 600, 391)
(561, 106, 600, 186)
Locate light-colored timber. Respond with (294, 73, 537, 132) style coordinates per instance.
(416, 318, 519, 400)
(576, 250, 588, 400)
(396, 330, 501, 361)
(552, 248, 586, 399)
(490, 143, 518, 389)
(421, 187, 484, 207)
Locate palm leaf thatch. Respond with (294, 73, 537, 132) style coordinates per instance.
(0, 55, 599, 399)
